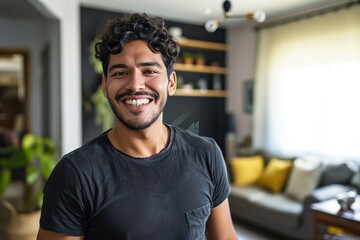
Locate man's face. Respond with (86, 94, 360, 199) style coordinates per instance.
(102, 40, 176, 130)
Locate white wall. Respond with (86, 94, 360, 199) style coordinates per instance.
(35, 0, 82, 155)
(226, 24, 257, 144)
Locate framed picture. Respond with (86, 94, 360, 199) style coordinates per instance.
(243, 80, 254, 114)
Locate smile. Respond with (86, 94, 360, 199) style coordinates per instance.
(124, 98, 150, 106)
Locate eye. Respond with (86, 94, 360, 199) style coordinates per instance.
(111, 71, 127, 78)
(143, 69, 158, 75)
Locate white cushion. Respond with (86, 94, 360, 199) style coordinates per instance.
(285, 157, 322, 201)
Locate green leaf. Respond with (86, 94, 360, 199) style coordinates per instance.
(91, 85, 115, 131)
(21, 134, 36, 150)
(26, 166, 40, 185)
(40, 156, 56, 179)
(0, 169, 12, 195)
(42, 138, 56, 151)
(89, 37, 103, 74)
(37, 191, 44, 209)
(2, 151, 26, 168)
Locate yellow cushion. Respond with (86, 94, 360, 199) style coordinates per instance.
(230, 155, 264, 186)
(258, 158, 293, 193)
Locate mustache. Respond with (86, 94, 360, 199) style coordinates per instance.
(115, 90, 159, 102)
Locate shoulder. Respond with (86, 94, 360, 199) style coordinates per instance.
(45, 131, 113, 192)
(169, 125, 220, 156)
(171, 125, 217, 148)
(51, 131, 111, 178)
(62, 131, 110, 163)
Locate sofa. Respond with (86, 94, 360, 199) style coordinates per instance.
(227, 151, 360, 240)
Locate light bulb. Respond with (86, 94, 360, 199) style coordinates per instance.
(205, 19, 220, 33)
(253, 10, 266, 23)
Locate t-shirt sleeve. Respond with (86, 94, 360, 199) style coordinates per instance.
(209, 139, 231, 208)
(40, 157, 88, 236)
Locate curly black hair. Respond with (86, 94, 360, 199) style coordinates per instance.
(95, 13, 180, 77)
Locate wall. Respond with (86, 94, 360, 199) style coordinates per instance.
(36, 0, 82, 155)
(0, 18, 47, 135)
(0, 11, 62, 155)
(226, 24, 257, 144)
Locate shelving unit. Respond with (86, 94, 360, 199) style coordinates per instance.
(174, 38, 228, 98)
(177, 38, 227, 51)
(174, 63, 227, 74)
(174, 89, 227, 98)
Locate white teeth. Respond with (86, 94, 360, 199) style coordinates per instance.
(125, 98, 150, 106)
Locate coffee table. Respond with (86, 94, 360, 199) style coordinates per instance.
(312, 196, 360, 240)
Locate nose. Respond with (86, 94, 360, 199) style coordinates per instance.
(125, 70, 145, 91)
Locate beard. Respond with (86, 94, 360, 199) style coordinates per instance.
(107, 90, 167, 131)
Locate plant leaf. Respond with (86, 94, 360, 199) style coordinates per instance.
(26, 166, 40, 185)
(42, 138, 56, 152)
(2, 151, 26, 168)
(37, 191, 44, 209)
(40, 155, 56, 179)
(0, 169, 12, 195)
(21, 134, 36, 150)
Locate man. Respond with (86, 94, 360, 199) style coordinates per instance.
(37, 13, 237, 240)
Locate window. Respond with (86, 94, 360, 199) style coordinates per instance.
(253, 5, 360, 158)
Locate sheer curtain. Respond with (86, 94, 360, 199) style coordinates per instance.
(253, 5, 360, 158)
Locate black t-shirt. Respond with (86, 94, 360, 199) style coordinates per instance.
(40, 125, 230, 240)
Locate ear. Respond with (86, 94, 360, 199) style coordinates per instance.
(101, 75, 107, 97)
(167, 71, 177, 96)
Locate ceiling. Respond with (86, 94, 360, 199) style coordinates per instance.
(0, 0, 45, 20)
(79, 0, 349, 26)
(0, 0, 351, 26)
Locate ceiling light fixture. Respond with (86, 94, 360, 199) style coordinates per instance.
(205, 0, 266, 32)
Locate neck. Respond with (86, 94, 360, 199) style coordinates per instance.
(108, 121, 170, 158)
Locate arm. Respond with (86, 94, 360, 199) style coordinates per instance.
(37, 228, 84, 240)
(205, 198, 238, 240)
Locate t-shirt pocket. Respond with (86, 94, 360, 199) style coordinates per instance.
(185, 202, 211, 240)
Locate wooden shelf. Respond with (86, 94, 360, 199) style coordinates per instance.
(174, 89, 227, 98)
(0, 76, 18, 87)
(174, 63, 227, 74)
(174, 38, 227, 98)
(178, 38, 227, 51)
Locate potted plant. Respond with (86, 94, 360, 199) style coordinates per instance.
(181, 52, 194, 65)
(0, 133, 57, 240)
(91, 85, 115, 131)
(194, 53, 206, 66)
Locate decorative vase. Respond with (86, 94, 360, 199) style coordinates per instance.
(1, 200, 40, 240)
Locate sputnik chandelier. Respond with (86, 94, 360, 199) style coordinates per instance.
(205, 0, 266, 32)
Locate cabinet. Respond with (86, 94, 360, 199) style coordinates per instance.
(174, 38, 228, 98)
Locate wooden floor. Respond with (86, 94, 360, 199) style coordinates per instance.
(233, 219, 296, 240)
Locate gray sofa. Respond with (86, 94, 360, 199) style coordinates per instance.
(227, 152, 359, 240)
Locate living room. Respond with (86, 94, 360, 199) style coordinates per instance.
(1, 0, 360, 239)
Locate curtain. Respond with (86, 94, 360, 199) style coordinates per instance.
(253, 5, 360, 158)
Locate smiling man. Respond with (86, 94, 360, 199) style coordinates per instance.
(37, 13, 237, 240)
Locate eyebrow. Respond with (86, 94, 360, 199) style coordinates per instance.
(108, 61, 162, 72)
(139, 62, 162, 68)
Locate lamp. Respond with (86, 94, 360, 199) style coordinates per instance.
(205, 0, 266, 32)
